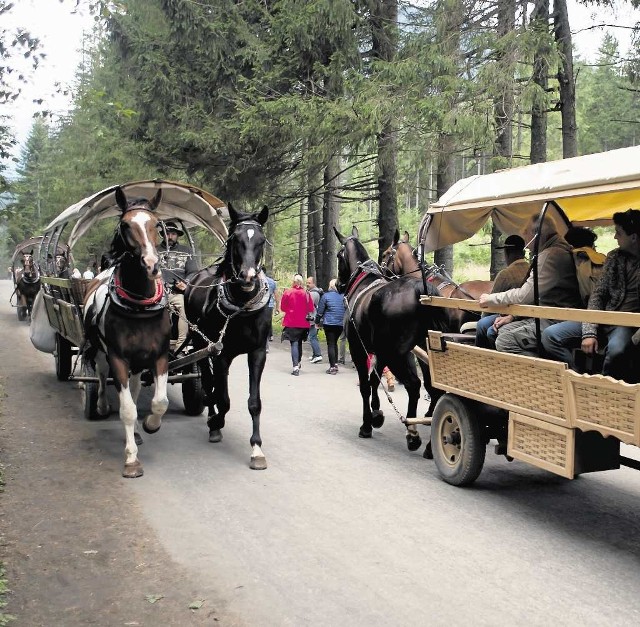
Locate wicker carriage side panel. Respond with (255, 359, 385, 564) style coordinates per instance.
(507, 413, 575, 479)
(567, 371, 640, 445)
(428, 337, 570, 425)
(70, 278, 91, 306)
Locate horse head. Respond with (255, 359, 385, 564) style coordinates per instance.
(21, 251, 39, 280)
(380, 229, 415, 277)
(112, 187, 162, 279)
(225, 202, 269, 290)
(333, 225, 371, 294)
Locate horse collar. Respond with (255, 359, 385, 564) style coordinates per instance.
(345, 271, 369, 299)
(216, 274, 270, 316)
(108, 268, 167, 316)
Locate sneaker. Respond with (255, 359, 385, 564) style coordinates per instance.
(337, 358, 346, 365)
(326, 366, 338, 374)
(292, 366, 300, 376)
(311, 356, 323, 364)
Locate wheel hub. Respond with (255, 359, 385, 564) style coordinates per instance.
(439, 413, 462, 466)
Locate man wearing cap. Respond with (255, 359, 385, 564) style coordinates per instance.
(159, 220, 199, 353)
(475, 234, 529, 349)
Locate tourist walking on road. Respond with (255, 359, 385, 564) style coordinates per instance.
(316, 279, 346, 374)
(280, 274, 315, 376)
(306, 276, 324, 363)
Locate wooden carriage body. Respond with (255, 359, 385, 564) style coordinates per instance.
(418, 146, 640, 485)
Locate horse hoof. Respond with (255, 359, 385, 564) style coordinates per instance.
(209, 429, 223, 443)
(142, 420, 160, 435)
(406, 434, 422, 452)
(371, 410, 385, 429)
(423, 440, 433, 460)
(134, 432, 144, 446)
(250, 456, 267, 470)
(122, 461, 143, 478)
(358, 427, 373, 439)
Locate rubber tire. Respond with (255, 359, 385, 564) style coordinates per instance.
(82, 359, 100, 420)
(17, 306, 27, 321)
(431, 394, 485, 487)
(182, 362, 205, 416)
(55, 333, 73, 381)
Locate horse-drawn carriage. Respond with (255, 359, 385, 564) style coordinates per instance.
(414, 146, 640, 486)
(38, 180, 273, 478)
(37, 180, 228, 417)
(10, 236, 44, 321)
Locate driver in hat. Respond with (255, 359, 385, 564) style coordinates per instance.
(159, 220, 199, 353)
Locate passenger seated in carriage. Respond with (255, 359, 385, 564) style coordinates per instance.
(546, 210, 640, 382)
(475, 234, 529, 349)
(478, 214, 582, 356)
(158, 220, 199, 353)
(541, 226, 605, 371)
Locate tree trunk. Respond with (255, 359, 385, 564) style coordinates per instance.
(377, 124, 398, 262)
(530, 0, 549, 164)
(434, 135, 455, 275)
(306, 169, 323, 278)
(491, 0, 516, 278)
(299, 197, 307, 275)
(320, 156, 340, 289)
(554, 0, 578, 157)
(370, 0, 399, 262)
(264, 214, 275, 272)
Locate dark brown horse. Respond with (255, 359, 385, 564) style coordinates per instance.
(335, 226, 448, 449)
(380, 230, 493, 332)
(83, 187, 170, 478)
(185, 204, 271, 470)
(14, 251, 41, 321)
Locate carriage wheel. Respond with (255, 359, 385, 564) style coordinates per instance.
(182, 362, 205, 416)
(17, 306, 27, 321)
(55, 334, 73, 381)
(81, 359, 100, 420)
(431, 394, 485, 487)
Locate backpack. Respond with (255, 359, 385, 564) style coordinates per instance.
(572, 247, 606, 304)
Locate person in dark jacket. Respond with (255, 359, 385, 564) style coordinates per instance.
(580, 209, 640, 381)
(158, 220, 198, 352)
(316, 279, 346, 374)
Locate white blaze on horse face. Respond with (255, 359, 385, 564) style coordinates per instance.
(247, 228, 255, 240)
(130, 212, 159, 275)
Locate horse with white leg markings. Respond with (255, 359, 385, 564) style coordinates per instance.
(83, 187, 171, 478)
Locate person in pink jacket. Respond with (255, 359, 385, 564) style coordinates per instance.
(280, 274, 315, 375)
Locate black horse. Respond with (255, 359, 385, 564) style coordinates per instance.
(14, 251, 41, 321)
(185, 203, 271, 470)
(335, 226, 447, 450)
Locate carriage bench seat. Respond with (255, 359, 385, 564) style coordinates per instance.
(440, 332, 476, 345)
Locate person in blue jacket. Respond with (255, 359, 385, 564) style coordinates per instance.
(316, 279, 346, 374)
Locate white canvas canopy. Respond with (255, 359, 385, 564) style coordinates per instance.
(45, 180, 228, 248)
(420, 145, 640, 252)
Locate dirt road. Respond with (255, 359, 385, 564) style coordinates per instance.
(0, 281, 239, 625)
(2, 280, 640, 626)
